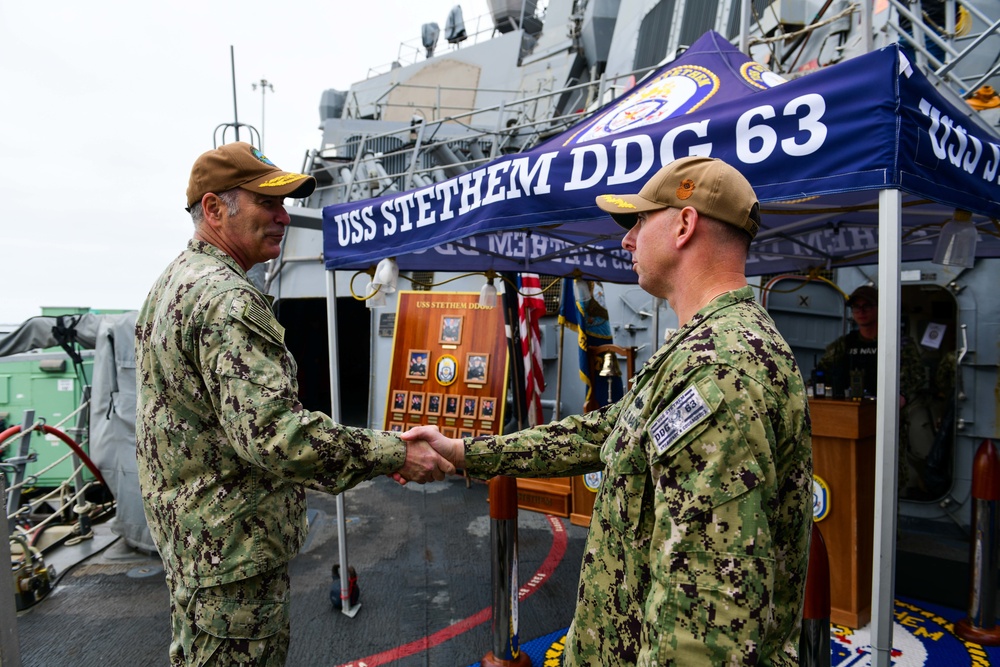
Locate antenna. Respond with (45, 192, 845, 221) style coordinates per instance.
(251, 78, 274, 152)
(231, 46, 240, 143)
(213, 46, 260, 148)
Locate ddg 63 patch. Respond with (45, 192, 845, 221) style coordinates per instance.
(649, 385, 711, 457)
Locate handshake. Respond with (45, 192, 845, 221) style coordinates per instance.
(392, 425, 466, 485)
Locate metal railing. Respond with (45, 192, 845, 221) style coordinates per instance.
(308, 66, 655, 207)
(305, 0, 999, 210)
(886, 0, 1000, 95)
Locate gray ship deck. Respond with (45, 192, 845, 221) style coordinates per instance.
(12, 473, 1000, 666)
(14, 474, 586, 667)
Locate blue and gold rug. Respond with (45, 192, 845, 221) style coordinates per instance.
(507, 597, 1000, 666)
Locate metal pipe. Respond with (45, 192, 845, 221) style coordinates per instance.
(0, 474, 23, 666)
(70, 386, 93, 537)
(956, 439, 1000, 644)
(800, 523, 831, 667)
(739, 0, 751, 54)
(5, 410, 35, 529)
(481, 477, 530, 667)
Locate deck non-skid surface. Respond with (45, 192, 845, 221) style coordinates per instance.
(15, 474, 1000, 666)
(15, 475, 586, 667)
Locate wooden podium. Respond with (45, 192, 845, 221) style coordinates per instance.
(570, 474, 598, 527)
(810, 398, 877, 628)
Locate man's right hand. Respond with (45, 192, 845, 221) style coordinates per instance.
(402, 425, 466, 469)
(397, 439, 455, 484)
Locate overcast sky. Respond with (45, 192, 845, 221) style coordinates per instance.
(0, 0, 490, 325)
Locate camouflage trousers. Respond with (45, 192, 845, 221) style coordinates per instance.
(168, 566, 291, 667)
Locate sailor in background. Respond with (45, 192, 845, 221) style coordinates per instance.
(816, 284, 926, 490)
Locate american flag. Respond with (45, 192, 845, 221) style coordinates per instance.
(517, 273, 547, 426)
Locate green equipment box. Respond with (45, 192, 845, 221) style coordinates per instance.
(0, 350, 95, 488)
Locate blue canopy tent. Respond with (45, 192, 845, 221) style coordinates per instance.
(321, 31, 1000, 279)
(316, 30, 1000, 657)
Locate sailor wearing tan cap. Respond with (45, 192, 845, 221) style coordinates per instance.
(135, 142, 452, 666)
(404, 156, 813, 665)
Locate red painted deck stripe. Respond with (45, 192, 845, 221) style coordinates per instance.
(333, 514, 569, 667)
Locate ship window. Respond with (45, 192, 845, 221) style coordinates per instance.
(679, 0, 719, 48)
(725, 0, 771, 41)
(634, 0, 677, 72)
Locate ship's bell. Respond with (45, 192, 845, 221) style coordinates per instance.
(598, 351, 621, 405)
(598, 351, 621, 378)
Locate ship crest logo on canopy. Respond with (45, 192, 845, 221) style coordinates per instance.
(564, 65, 720, 145)
(740, 61, 787, 90)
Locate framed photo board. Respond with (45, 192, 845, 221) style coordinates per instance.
(384, 292, 508, 433)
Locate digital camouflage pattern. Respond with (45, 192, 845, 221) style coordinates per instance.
(466, 287, 812, 666)
(816, 329, 926, 401)
(168, 567, 290, 666)
(135, 240, 408, 662)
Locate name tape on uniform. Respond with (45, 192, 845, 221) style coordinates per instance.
(649, 385, 710, 456)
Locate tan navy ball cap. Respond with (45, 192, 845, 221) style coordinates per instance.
(185, 141, 317, 210)
(595, 156, 761, 239)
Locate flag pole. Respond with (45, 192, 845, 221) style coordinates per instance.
(554, 321, 564, 421)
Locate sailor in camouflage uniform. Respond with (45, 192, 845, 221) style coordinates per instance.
(405, 156, 812, 666)
(816, 284, 925, 491)
(135, 142, 452, 666)
(816, 285, 926, 403)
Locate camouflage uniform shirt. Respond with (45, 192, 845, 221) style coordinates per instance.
(135, 240, 406, 589)
(816, 330, 926, 401)
(466, 287, 813, 666)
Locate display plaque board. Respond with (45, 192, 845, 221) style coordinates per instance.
(384, 292, 508, 436)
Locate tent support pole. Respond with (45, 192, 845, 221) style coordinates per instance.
(326, 270, 360, 618)
(861, 0, 873, 55)
(738, 0, 751, 53)
(554, 322, 564, 421)
(870, 188, 902, 667)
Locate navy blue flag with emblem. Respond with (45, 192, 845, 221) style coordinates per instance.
(558, 278, 623, 411)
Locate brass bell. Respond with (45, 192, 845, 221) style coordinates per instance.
(598, 351, 622, 377)
(598, 351, 621, 404)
